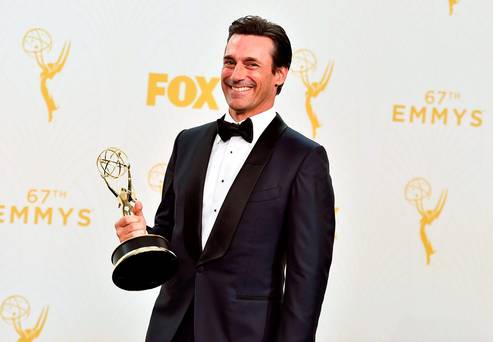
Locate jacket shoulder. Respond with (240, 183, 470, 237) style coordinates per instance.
(174, 120, 216, 147)
(180, 121, 216, 138)
(279, 126, 321, 154)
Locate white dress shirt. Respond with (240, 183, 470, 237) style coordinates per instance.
(201, 108, 277, 248)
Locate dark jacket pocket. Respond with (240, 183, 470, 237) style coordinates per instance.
(235, 293, 282, 302)
(247, 186, 280, 203)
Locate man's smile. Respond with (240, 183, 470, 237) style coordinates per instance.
(231, 86, 252, 92)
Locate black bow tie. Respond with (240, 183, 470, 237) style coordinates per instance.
(217, 117, 253, 143)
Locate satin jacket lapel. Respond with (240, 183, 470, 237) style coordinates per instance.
(183, 122, 217, 261)
(198, 114, 287, 266)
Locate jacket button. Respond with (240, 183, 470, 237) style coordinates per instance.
(197, 266, 204, 273)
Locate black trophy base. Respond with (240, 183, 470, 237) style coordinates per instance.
(111, 234, 177, 291)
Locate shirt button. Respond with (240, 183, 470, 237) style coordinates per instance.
(214, 209, 217, 212)
(221, 179, 224, 183)
(197, 266, 205, 273)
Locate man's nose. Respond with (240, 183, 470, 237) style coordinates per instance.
(230, 64, 246, 81)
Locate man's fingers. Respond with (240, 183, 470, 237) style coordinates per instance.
(115, 221, 146, 242)
(116, 225, 143, 236)
(115, 215, 142, 228)
(116, 221, 143, 233)
(117, 229, 147, 242)
(113, 201, 147, 242)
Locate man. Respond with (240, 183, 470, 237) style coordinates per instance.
(115, 15, 335, 342)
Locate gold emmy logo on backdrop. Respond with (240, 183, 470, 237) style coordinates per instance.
(449, 0, 459, 15)
(148, 163, 167, 193)
(291, 49, 334, 138)
(22, 28, 70, 123)
(405, 178, 448, 265)
(0, 295, 48, 341)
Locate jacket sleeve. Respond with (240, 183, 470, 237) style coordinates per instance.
(277, 145, 336, 342)
(147, 130, 185, 242)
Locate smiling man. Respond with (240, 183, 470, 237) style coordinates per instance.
(115, 15, 335, 342)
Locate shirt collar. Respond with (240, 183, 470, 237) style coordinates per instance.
(224, 108, 276, 144)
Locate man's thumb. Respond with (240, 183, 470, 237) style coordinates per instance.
(133, 201, 144, 216)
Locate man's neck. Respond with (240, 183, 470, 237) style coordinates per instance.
(229, 106, 274, 123)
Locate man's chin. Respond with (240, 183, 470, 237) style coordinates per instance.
(228, 108, 247, 117)
(226, 101, 249, 114)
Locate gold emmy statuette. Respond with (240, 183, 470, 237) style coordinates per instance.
(405, 178, 448, 265)
(22, 28, 70, 123)
(97, 147, 177, 290)
(291, 49, 334, 138)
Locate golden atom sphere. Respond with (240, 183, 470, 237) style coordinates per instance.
(0, 295, 30, 323)
(405, 177, 432, 202)
(22, 28, 52, 54)
(291, 49, 317, 75)
(97, 147, 129, 179)
(148, 163, 166, 193)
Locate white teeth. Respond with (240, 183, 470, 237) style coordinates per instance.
(232, 86, 250, 92)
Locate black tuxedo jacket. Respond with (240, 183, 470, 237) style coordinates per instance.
(146, 114, 335, 342)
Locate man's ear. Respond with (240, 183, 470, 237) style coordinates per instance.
(275, 66, 288, 87)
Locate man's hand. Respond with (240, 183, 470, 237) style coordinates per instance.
(114, 201, 148, 242)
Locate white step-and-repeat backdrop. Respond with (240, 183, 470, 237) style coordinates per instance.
(1, 0, 491, 341)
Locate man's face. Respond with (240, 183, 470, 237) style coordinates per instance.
(221, 34, 287, 118)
